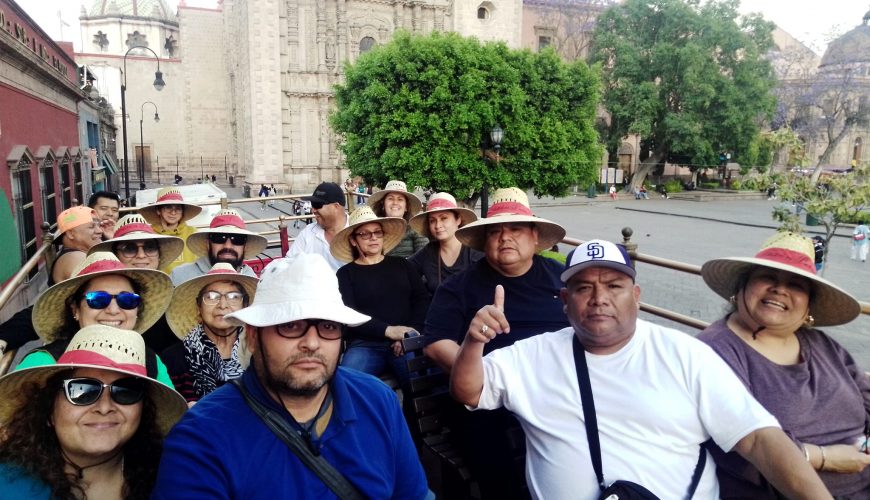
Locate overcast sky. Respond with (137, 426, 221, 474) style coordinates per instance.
(14, 0, 870, 56)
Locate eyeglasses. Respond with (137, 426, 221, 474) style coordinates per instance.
(62, 377, 147, 406)
(274, 319, 342, 340)
(81, 291, 142, 310)
(353, 229, 384, 240)
(208, 233, 248, 246)
(114, 241, 159, 258)
(200, 290, 246, 306)
(160, 204, 183, 213)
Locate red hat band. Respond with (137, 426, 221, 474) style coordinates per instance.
(58, 351, 147, 376)
(210, 214, 246, 230)
(427, 198, 459, 211)
(486, 201, 533, 218)
(206, 268, 241, 276)
(755, 247, 816, 275)
(156, 192, 184, 203)
(76, 259, 128, 276)
(115, 222, 156, 238)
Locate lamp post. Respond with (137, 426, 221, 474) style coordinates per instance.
(120, 45, 165, 201)
(139, 101, 159, 191)
(481, 124, 504, 217)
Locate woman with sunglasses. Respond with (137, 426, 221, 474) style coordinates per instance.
(0, 325, 187, 499)
(162, 263, 258, 402)
(90, 214, 184, 272)
(16, 252, 176, 387)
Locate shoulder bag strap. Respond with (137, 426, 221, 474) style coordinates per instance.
(230, 379, 365, 500)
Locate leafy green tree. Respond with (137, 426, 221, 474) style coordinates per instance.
(331, 31, 602, 205)
(590, 0, 777, 191)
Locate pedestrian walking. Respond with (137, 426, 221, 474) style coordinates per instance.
(258, 184, 268, 211)
(609, 185, 617, 200)
(851, 223, 870, 262)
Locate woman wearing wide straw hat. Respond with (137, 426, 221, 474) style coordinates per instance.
(330, 205, 429, 386)
(162, 263, 258, 402)
(16, 252, 175, 387)
(0, 325, 187, 499)
(89, 214, 184, 272)
(408, 192, 483, 295)
(138, 187, 203, 272)
(368, 180, 428, 258)
(696, 232, 870, 498)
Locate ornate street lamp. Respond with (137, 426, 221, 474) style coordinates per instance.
(139, 101, 159, 191)
(120, 46, 165, 200)
(481, 124, 504, 217)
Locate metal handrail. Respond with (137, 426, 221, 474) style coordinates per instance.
(0, 223, 55, 313)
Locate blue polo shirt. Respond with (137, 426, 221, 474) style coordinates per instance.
(152, 368, 428, 499)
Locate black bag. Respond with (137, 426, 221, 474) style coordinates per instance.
(597, 479, 660, 499)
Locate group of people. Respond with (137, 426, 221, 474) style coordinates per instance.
(0, 178, 868, 499)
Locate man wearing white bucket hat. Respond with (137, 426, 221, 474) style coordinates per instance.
(153, 254, 430, 499)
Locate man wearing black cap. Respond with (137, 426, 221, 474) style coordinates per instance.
(286, 182, 349, 272)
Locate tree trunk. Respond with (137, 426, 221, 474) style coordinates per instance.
(810, 124, 852, 184)
(628, 148, 667, 192)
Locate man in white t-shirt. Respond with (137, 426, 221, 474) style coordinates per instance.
(286, 182, 349, 272)
(450, 239, 831, 500)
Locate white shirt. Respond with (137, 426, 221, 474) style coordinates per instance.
(285, 214, 348, 272)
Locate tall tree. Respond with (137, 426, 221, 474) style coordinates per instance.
(590, 0, 777, 191)
(331, 31, 602, 205)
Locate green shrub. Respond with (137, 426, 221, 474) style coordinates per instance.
(741, 177, 760, 191)
(701, 181, 720, 189)
(730, 179, 742, 190)
(839, 211, 870, 224)
(664, 179, 684, 193)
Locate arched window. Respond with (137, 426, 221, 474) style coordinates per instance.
(477, 7, 489, 19)
(359, 37, 376, 54)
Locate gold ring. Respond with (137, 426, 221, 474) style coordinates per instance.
(481, 324, 489, 335)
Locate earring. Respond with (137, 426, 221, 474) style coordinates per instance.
(804, 315, 815, 328)
(728, 295, 736, 305)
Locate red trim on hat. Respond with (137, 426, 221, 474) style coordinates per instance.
(755, 247, 816, 275)
(210, 214, 246, 230)
(207, 268, 240, 276)
(57, 351, 147, 376)
(115, 222, 156, 238)
(156, 192, 184, 203)
(486, 201, 533, 217)
(76, 259, 127, 276)
(427, 198, 459, 211)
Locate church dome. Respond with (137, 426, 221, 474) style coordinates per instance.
(86, 0, 176, 23)
(819, 12, 870, 68)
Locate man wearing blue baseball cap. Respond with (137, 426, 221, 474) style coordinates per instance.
(450, 239, 831, 500)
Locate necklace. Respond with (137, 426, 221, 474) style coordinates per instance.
(61, 448, 124, 479)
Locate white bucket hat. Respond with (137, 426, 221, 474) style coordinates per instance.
(226, 253, 370, 327)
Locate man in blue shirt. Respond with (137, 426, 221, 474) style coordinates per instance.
(152, 253, 430, 499)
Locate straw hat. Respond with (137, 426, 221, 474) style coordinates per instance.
(226, 253, 370, 327)
(701, 232, 861, 327)
(455, 187, 566, 251)
(0, 325, 187, 435)
(165, 263, 259, 339)
(185, 208, 268, 259)
(367, 180, 423, 217)
(53, 206, 97, 244)
(409, 192, 478, 239)
(88, 214, 185, 270)
(138, 187, 203, 226)
(329, 206, 407, 263)
(32, 252, 174, 343)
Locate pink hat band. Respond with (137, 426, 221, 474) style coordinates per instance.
(206, 268, 241, 276)
(76, 259, 128, 276)
(157, 192, 184, 203)
(755, 247, 816, 275)
(486, 201, 533, 218)
(57, 350, 147, 376)
(210, 214, 246, 230)
(115, 222, 156, 238)
(427, 198, 459, 211)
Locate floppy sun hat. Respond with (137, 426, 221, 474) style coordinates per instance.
(701, 231, 861, 327)
(561, 239, 636, 283)
(32, 252, 174, 343)
(53, 206, 97, 244)
(409, 192, 477, 239)
(88, 214, 185, 270)
(165, 262, 259, 339)
(138, 187, 203, 226)
(0, 325, 187, 436)
(226, 253, 370, 328)
(185, 208, 268, 259)
(455, 187, 566, 252)
(329, 205, 407, 263)
(367, 180, 424, 216)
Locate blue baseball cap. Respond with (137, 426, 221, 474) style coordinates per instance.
(561, 239, 636, 283)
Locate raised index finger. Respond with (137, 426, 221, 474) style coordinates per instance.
(493, 285, 505, 312)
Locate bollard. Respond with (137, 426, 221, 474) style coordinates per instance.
(621, 227, 637, 254)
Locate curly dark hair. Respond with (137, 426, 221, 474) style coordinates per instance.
(0, 371, 164, 500)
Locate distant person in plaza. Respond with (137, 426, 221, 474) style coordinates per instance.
(258, 183, 269, 210)
(163, 263, 258, 403)
(697, 232, 870, 498)
(285, 182, 349, 272)
(138, 187, 203, 273)
(51, 206, 103, 286)
(423, 186, 568, 499)
(451, 239, 833, 500)
(368, 180, 428, 258)
(609, 185, 617, 200)
(851, 223, 869, 262)
(408, 192, 482, 296)
(170, 208, 265, 285)
(88, 190, 121, 240)
(356, 181, 366, 205)
(812, 235, 826, 272)
(0, 325, 187, 500)
(152, 254, 430, 499)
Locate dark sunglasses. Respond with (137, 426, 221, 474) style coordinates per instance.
(208, 233, 248, 245)
(275, 319, 343, 340)
(114, 240, 159, 258)
(62, 377, 147, 406)
(81, 291, 141, 310)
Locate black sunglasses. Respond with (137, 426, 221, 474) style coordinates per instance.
(81, 291, 141, 310)
(62, 377, 147, 406)
(208, 233, 248, 245)
(275, 319, 343, 340)
(114, 240, 159, 258)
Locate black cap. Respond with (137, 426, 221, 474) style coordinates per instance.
(303, 182, 345, 207)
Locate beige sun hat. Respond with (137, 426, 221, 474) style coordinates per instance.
(185, 208, 268, 259)
(88, 214, 185, 271)
(32, 252, 174, 343)
(0, 325, 187, 436)
(409, 192, 478, 239)
(53, 206, 97, 244)
(329, 206, 407, 263)
(455, 187, 566, 252)
(165, 263, 259, 339)
(138, 187, 203, 226)
(701, 231, 861, 327)
(367, 180, 423, 217)
(226, 253, 370, 327)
